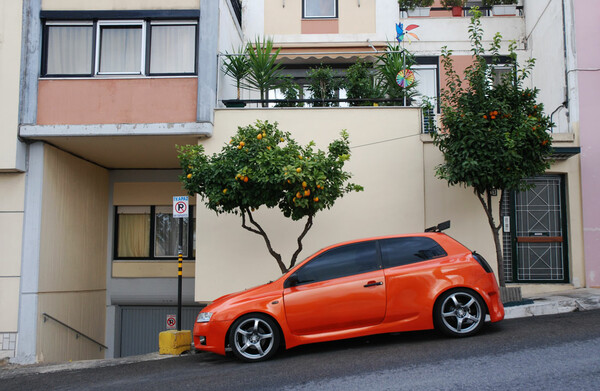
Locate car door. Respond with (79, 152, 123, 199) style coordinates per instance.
(283, 240, 386, 335)
(379, 237, 448, 326)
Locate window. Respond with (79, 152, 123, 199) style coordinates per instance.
(45, 22, 93, 76)
(379, 237, 447, 269)
(303, 0, 338, 18)
(294, 241, 378, 285)
(115, 205, 195, 260)
(42, 19, 197, 77)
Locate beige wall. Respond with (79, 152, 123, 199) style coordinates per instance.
(0, 173, 25, 333)
(265, 0, 375, 36)
(42, 0, 199, 10)
(196, 107, 424, 301)
(37, 145, 109, 362)
(195, 107, 585, 302)
(112, 181, 196, 278)
(0, 0, 23, 170)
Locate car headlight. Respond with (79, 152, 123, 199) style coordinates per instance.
(196, 312, 213, 323)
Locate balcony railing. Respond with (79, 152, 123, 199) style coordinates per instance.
(399, 6, 524, 17)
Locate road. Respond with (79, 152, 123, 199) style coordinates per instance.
(2, 310, 600, 390)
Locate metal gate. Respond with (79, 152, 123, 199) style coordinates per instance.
(120, 306, 204, 357)
(511, 175, 569, 282)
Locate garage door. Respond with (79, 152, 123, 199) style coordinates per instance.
(120, 306, 204, 357)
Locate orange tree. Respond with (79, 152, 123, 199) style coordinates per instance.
(433, 10, 553, 286)
(178, 120, 363, 274)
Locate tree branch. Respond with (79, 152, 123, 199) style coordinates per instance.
(289, 215, 314, 270)
(241, 208, 287, 274)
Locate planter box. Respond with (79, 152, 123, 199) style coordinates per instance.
(222, 99, 246, 108)
(407, 7, 431, 17)
(492, 5, 517, 16)
(451, 6, 463, 17)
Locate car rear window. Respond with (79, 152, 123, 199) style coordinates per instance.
(379, 237, 447, 268)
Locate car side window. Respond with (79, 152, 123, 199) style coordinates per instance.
(379, 237, 447, 269)
(293, 241, 378, 285)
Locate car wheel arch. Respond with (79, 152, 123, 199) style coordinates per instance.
(225, 311, 286, 352)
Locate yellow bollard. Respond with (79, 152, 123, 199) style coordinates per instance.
(159, 330, 192, 355)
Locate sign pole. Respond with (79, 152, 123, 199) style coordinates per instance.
(173, 195, 189, 332)
(177, 219, 183, 331)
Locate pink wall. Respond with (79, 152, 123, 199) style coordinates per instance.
(37, 78, 198, 125)
(575, 1, 600, 287)
(301, 19, 338, 34)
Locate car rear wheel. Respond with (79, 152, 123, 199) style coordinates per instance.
(229, 314, 280, 362)
(434, 289, 485, 337)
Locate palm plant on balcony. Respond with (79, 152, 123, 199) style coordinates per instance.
(375, 43, 419, 106)
(244, 37, 282, 107)
(221, 45, 249, 104)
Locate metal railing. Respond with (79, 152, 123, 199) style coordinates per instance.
(42, 312, 108, 352)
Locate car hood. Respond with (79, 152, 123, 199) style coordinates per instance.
(206, 281, 278, 310)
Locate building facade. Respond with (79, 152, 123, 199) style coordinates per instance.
(0, 0, 595, 363)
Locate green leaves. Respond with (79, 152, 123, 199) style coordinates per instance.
(434, 11, 553, 195)
(178, 121, 363, 222)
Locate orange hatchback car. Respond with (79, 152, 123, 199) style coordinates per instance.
(193, 222, 504, 362)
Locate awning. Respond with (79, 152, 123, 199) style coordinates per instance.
(550, 147, 580, 160)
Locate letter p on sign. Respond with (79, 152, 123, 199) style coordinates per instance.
(173, 196, 189, 218)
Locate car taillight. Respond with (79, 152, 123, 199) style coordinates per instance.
(473, 252, 493, 273)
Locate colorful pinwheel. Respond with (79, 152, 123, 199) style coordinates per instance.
(396, 69, 416, 88)
(396, 23, 420, 44)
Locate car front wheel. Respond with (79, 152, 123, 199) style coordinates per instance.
(229, 314, 280, 362)
(434, 289, 485, 337)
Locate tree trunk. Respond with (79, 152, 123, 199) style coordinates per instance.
(476, 190, 506, 287)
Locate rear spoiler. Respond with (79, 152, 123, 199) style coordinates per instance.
(425, 220, 451, 233)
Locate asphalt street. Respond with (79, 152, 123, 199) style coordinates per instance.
(2, 309, 600, 390)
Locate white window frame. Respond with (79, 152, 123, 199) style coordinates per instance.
(95, 20, 146, 76)
(303, 0, 338, 19)
(148, 20, 198, 75)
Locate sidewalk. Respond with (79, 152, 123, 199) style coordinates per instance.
(504, 287, 600, 319)
(2, 288, 600, 377)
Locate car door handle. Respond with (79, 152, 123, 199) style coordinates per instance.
(364, 281, 383, 288)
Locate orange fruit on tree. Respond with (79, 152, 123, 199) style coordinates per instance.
(296, 167, 302, 173)
(302, 181, 307, 188)
(257, 134, 263, 140)
(304, 189, 310, 196)
(240, 141, 245, 147)
(223, 188, 228, 194)
(296, 192, 302, 199)
(243, 176, 249, 183)
(187, 173, 192, 179)
(313, 197, 319, 202)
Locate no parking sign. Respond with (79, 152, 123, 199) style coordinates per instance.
(173, 196, 189, 218)
(166, 314, 177, 330)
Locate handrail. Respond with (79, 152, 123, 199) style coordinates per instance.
(42, 312, 108, 351)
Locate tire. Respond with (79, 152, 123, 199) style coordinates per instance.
(229, 313, 280, 362)
(433, 289, 486, 337)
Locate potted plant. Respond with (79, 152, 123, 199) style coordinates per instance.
(306, 64, 342, 107)
(275, 76, 304, 107)
(398, 0, 434, 17)
(441, 0, 466, 17)
(244, 37, 282, 107)
(344, 60, 381, 106)
(221, 45, 249, 107)
(483, 0, 518, 16)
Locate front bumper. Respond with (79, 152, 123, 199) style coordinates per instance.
(193, 319, 231, 356)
